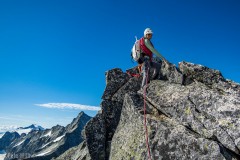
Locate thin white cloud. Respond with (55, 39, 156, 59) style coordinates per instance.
(0, 125, 19, 132)
(35, 103, 100, 111)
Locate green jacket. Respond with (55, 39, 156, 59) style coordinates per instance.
(144, 38, 165, 61)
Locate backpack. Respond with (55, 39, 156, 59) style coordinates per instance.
(131, 36, 142, 62)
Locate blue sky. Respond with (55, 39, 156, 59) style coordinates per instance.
(0, 0, 239, 129)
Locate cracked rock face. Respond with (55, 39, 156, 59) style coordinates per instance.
(146, 80, 240, 155)
(56, 61, 240, 160)
(110, 93, 225, 160)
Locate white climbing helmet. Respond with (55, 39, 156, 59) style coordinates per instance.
(144, 28, 153, 37)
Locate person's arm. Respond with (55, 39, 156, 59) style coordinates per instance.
(144, 39, 166, 61)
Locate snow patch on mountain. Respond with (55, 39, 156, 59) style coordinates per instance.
(53, 135, 65, 142)
(0, 124, 44, 137)
(41, 130, 52, 138)
(35, 149, 52, 157)
(16, 128, 32, 135)
(13, 139, 25, 148)
(0, 150, 6, 160)
(41, 141, 52, 149)
(0, 133, 4, 139)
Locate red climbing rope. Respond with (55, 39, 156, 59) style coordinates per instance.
(143, 68, 152, 160)
(126, 71, 141, 78)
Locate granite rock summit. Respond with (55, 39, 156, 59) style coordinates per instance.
(55, 60, 240, 160)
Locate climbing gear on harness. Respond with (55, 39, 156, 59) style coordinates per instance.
(126, 64, 142, 78)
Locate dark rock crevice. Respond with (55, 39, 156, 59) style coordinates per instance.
(206, 135, 240, 160)
(219, 143, 240, 160)
(218, 124, 240, 154)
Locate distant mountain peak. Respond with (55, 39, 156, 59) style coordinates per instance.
(19, 124, 44, 130)
(17, 124, 44, 131)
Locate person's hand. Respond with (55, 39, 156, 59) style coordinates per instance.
(162, 58, 169, 64)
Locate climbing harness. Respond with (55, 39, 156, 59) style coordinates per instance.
(126, 64, 142, 78)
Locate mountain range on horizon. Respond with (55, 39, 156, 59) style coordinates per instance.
(1, 112, 91, 160)
(0, 124, 45, 139)
(0, 123, 46, 159)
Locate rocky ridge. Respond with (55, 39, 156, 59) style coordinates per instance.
(0, 132, 20, 152)
(56, 60, 240, 160)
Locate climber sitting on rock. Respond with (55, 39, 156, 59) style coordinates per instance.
(138, 28, 167, 90)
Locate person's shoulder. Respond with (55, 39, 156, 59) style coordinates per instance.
(144, 38, 150, 43)
(139, 37, 145, 43)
